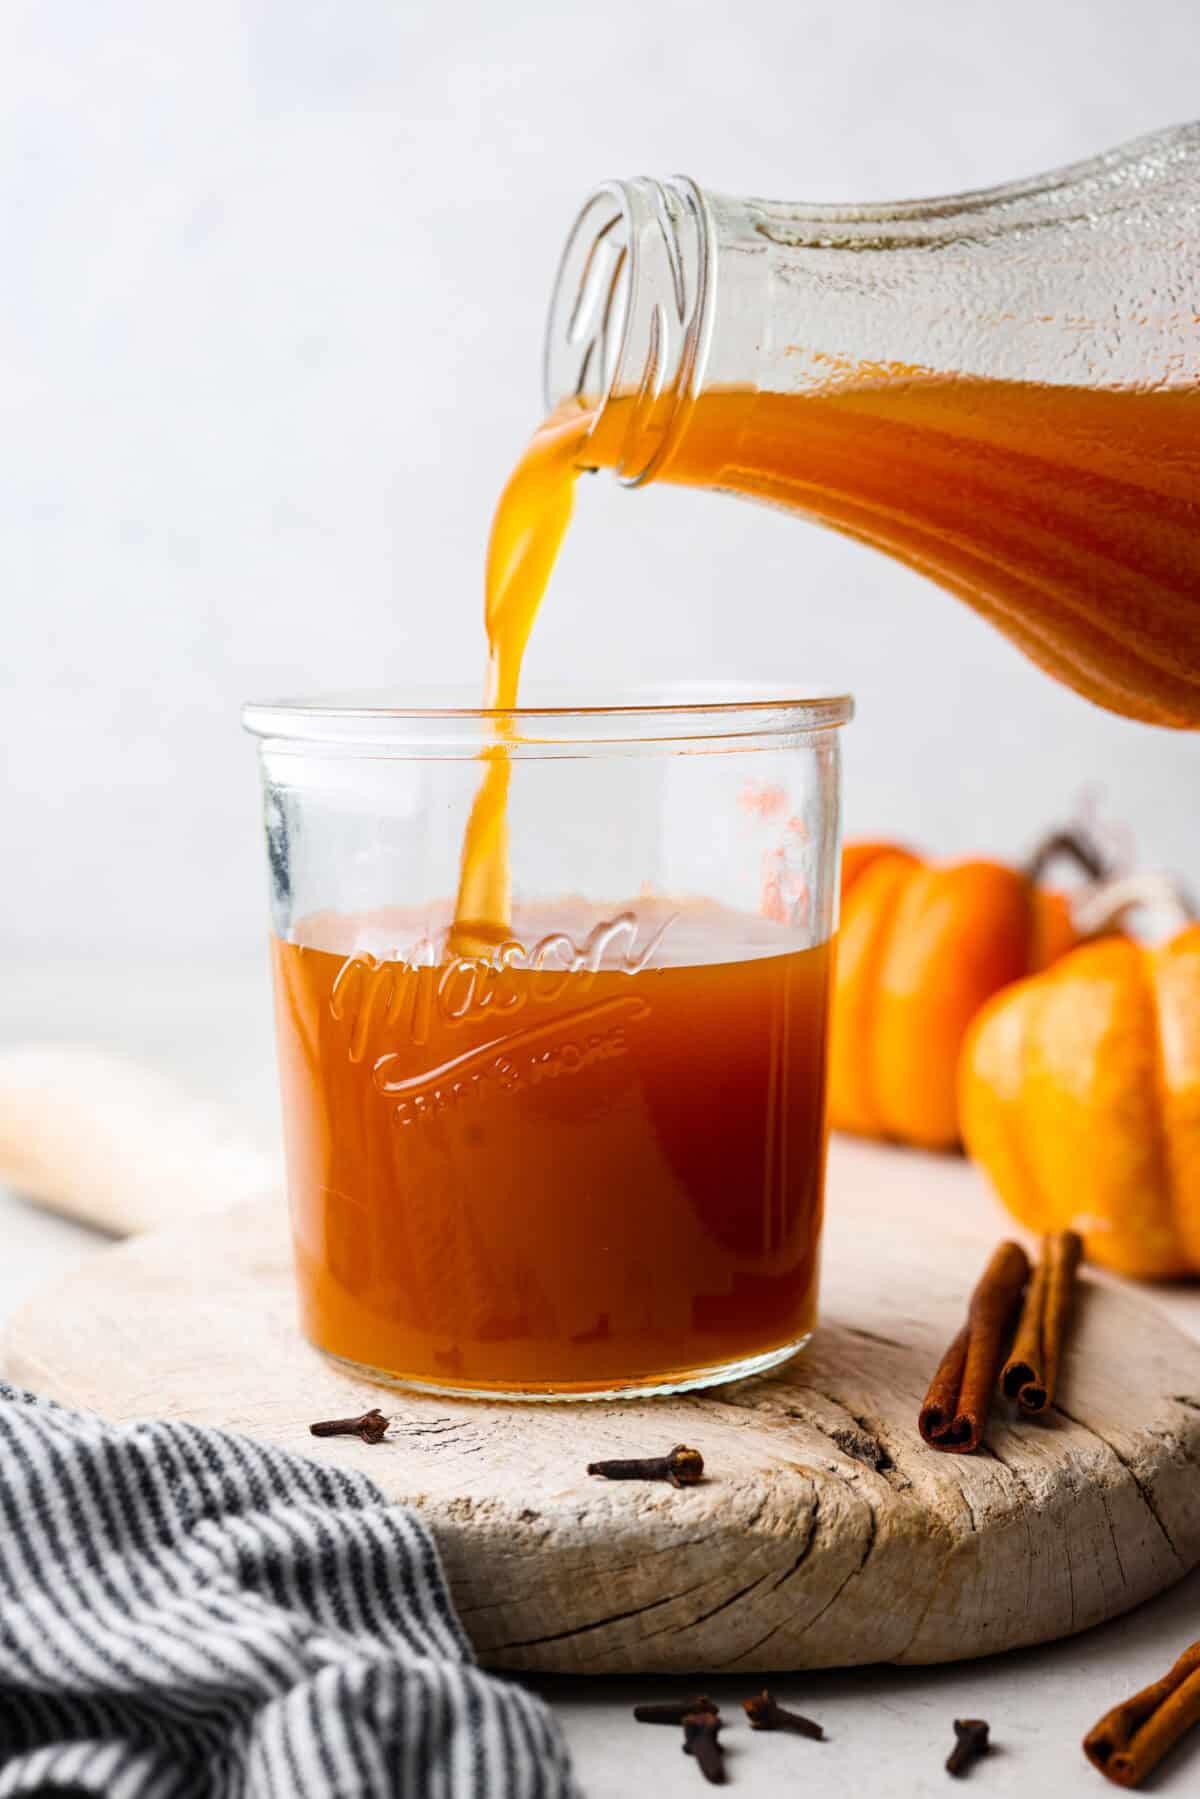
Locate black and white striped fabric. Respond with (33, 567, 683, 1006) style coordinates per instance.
(0, 1385, 577, 1798)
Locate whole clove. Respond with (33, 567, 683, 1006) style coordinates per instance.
(743, 1688, 824, 1739)
(682, 1709, 726, 1785)
(946, 1718, 990, 1777)
(309, 1407, 390, 1445)
(634, 1696, 718, 1725)
(587, 1445, 705, 1487)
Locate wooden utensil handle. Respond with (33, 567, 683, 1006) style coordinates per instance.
(0, 1046, 282, 1238)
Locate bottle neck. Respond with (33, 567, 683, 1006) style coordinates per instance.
(545, 128, 1200, 483)
(543, 176, 714, 487)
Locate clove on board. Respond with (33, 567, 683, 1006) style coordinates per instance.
(309, 1408, 390, 1445)
(743, 1689, 824, 1740)
(586, 1445, 705, 1487)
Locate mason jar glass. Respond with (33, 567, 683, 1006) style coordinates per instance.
(244, 683, 852, 1400)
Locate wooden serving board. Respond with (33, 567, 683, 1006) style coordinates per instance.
(6, 1138, 1200, 1676)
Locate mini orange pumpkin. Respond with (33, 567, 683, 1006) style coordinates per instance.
(829, 841, 1083, 1150)
(961, 923, 1200, 1278)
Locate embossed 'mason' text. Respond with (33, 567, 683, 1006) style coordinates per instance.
(328, 910, 674, 1062)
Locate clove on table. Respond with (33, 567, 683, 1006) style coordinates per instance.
(946, 1718, 990, 1777)
(743, 1689, 824, 1740)
(633, 1696, 718, 1726)
(681, 1709, 726, 1784)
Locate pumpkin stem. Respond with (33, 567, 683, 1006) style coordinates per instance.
(1073, 869, 1196, 939)
(1024, 827, 1111, 889)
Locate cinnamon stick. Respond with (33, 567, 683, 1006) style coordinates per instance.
(1083, 1641, 1200, 1787)
(1002, 1230, 1083, 1413)
(919, 1242, 1030, 1453)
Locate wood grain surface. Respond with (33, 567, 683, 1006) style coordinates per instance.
(6, 1140, 1200, 1676)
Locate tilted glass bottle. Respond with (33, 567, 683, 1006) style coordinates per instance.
(544, 124, 1200, 727)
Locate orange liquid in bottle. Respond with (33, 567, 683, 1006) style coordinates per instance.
(643, 378, 1200, 727)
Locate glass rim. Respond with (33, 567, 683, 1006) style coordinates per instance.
(242, 681, 854, 749)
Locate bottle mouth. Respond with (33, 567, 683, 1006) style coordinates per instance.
(542, 176, 713, 486)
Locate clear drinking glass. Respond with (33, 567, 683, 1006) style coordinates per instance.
(244, 684, 852, 1400)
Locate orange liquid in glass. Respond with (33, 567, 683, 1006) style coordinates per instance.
(272, 909, 831, 1394)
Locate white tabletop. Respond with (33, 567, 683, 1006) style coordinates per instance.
(4, 957, 1200, 1797)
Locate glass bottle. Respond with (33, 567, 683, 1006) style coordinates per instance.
(544, 124, 1200, 727)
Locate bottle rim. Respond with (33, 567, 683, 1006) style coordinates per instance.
(542, 176, 714, 487)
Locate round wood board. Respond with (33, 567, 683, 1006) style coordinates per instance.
(6, 1139, 1200, 1676)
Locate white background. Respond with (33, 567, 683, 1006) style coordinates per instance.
(3, 0, 1200, 961)
(5, 14, 1200, 1791)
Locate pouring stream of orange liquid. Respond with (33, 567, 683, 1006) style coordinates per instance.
(450, 404, 593, 948)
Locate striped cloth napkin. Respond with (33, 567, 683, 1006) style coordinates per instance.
(0, 1385, 576, 1798)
